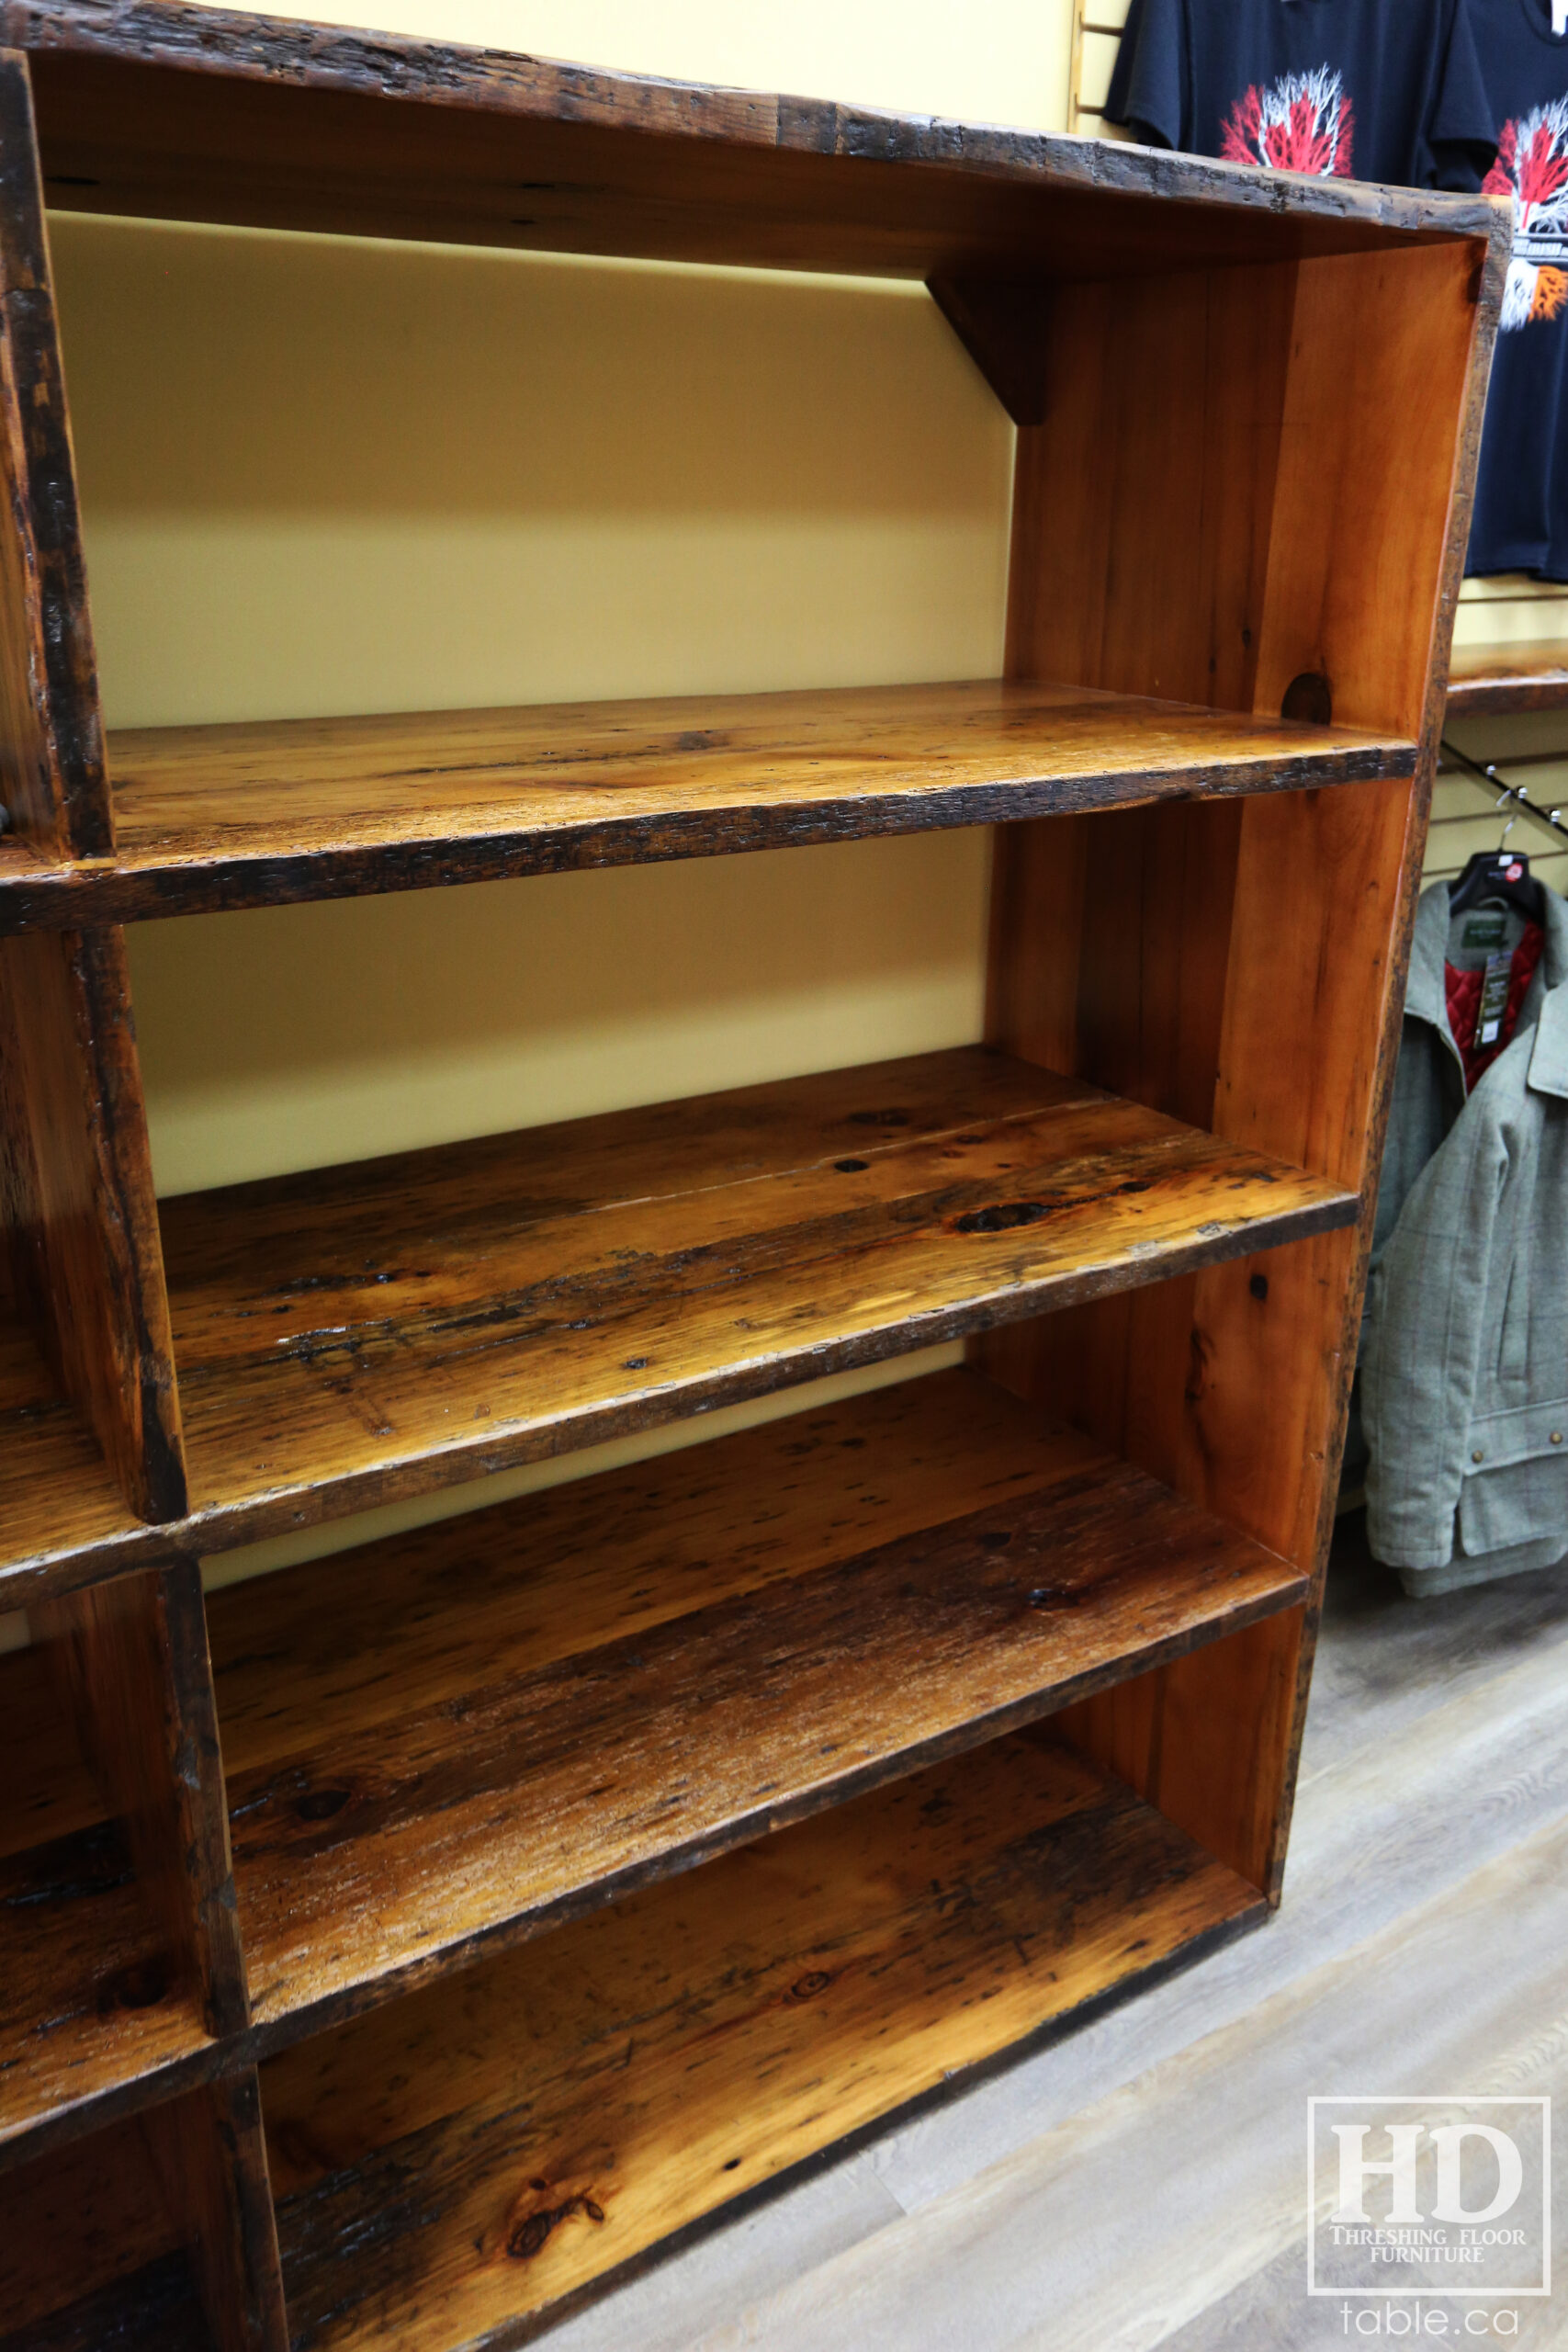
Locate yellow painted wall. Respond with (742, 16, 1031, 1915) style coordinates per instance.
(8, 1, 1075, 1621)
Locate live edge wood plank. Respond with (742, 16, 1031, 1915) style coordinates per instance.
(260, 1731, 1264, 2352)
(0, 1045, 1355, 1600)
(1444, 637, 1568, 718)
(3, 0, 1501, 282)
(209, 1365, 1303, 2038)
(0, 681, 1415, 933)
(162, 1046, 1353, 1529)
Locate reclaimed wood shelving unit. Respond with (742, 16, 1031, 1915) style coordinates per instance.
(0, 7, 1505, 2347)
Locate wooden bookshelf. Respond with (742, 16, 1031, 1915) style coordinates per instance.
(0, 6, 1504, 2347)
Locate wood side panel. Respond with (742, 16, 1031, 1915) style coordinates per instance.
(0, 923, 186, 1522)
(143, 2072, 289, 2352)
(33, 1559, 248, 2041)
(989, 238, 1482, 1893)
(0, 47, 110, 856)
(1250, 241, 1486, 741)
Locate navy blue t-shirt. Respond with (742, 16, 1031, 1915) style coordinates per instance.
(1105, 0, 1495, 192)
(1465, 2, 1568, 577)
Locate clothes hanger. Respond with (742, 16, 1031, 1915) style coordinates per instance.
(1448, 792, 1547, 924)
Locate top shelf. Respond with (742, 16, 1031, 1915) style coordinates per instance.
(1445, 639, 1568, 720)
(0, 679, 1413, 931)
(11, 0, 1501, 275)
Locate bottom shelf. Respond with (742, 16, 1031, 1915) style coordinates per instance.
(261, 1726, 1266, 2352)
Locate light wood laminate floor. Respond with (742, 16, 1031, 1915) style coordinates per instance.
(548, 1515, 1568, 2351)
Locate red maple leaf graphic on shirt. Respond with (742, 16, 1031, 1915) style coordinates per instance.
(1488, 112, 1568, 229)
(1221, 68, 1353, 178)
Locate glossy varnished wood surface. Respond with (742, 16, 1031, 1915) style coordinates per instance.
(260, 1731, 1263, 2352)
(0, 1044, 1355, 1599)
(0, 680, 1415, 933)
(0, 1636, 213, 2162)
(1445, 637, 1568, 718)
(162, 1047, 1352, 1570)
(205, 1367, 1303, 2037)
(3, 2, 1501, 282)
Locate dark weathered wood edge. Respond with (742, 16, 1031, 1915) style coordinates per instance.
(0, 1182, 1359, 1607)
(0, 741, 1417, 935)
(236, 1566, 1308, 2050)
(0, 1576, 1297, 2170)
(1445, 657, 1568, 719)
(0, 0, 1503, 246)
(0, 47, 111, 857)
(287, 1885, 1274, 2352)
(0, 2032, 222, 2177)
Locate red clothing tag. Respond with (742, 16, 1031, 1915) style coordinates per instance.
(1445, 922, 1544, 1091)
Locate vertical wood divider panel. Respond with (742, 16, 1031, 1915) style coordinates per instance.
(33, 1558, 249, 2040)
(143, 2070, 290, 2352)
(0, 923, 188, 1521)
(0, 49, 111, 857)
(0, 51, 183, 1529)
(986, 236, 1494, 1894)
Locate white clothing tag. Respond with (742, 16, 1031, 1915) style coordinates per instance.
(1556, 0, 1568, 37)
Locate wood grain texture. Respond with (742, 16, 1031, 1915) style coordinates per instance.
(986, 220, 1492, 1902)
(0, 679, 1415, 934)
(0, 2109, 191, 2343)
(0, 924, 186, 1525)
(159, 1046, 1351, 1560)
(143, 2072, 289, 2352)
(203, 1365, 1302, 2039)
(0, 2, 1503, 282)
(32, 1560, 247, 2041)
(0, 1614, 216, 2163)
(0, 47, 109, 859)
(1445, 637, 1568, 718)
(0, 1043, 1355, 1600)
(259, 1732, 1262, 2352)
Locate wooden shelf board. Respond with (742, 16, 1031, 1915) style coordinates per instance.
(0, 1045, 1357, 1599)
(261, 1726, 1265, 2352)
(14, 2, 1496, 278)
(1445, 639, 1568, 719)
(0, 682, 1415, 932)
(209, 1365, 1305, 2039)
(0, 1640, 214, 2159)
